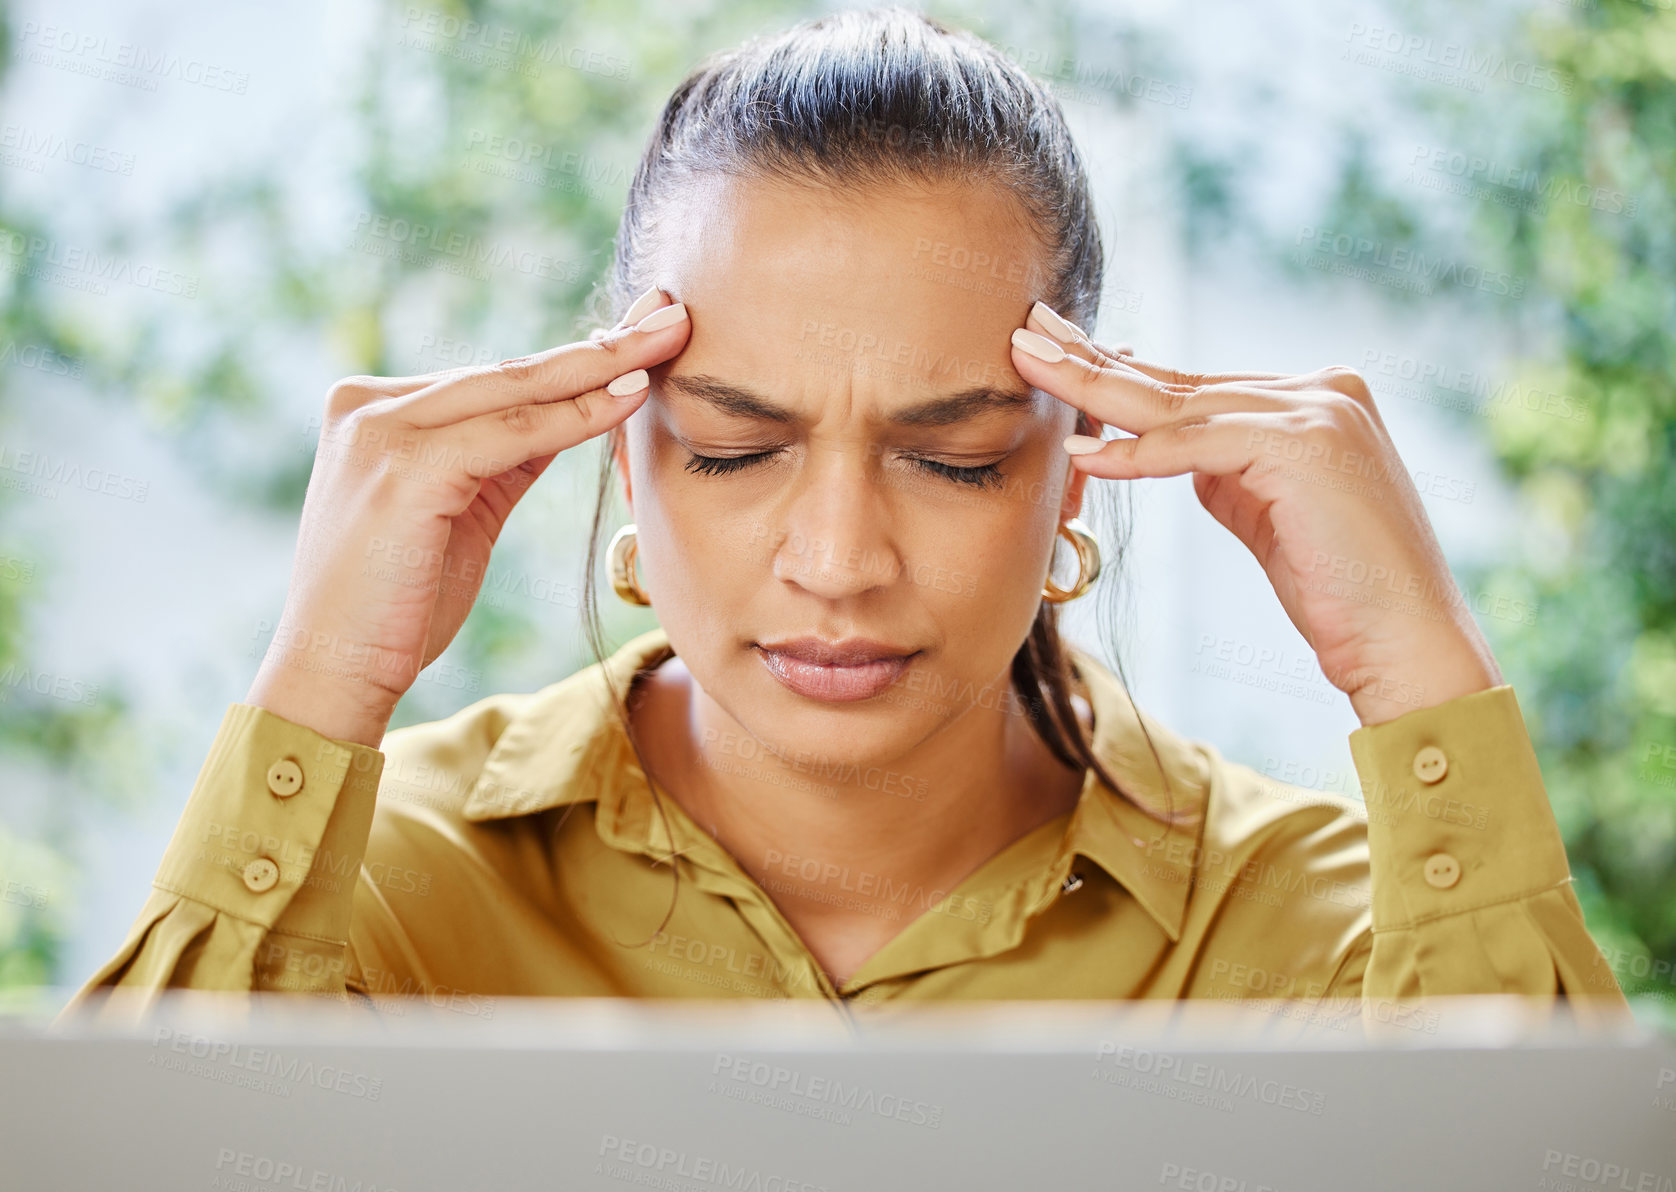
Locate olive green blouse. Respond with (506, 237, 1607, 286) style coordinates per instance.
(60, 626, 1629, 1024)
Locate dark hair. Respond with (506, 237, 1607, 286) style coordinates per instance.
(579, 7, 1182, 927)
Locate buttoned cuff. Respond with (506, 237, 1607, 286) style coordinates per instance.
(1348, 684, 1572, 933)
(154, 703, 386, 942)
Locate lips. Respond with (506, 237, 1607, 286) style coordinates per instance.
(753, 637, 918, 702)
(758, 637, 914, 666)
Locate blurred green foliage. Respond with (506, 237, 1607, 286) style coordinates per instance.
(1487, 0, 1676, 1004)
(1287, 0, 1676, 1001)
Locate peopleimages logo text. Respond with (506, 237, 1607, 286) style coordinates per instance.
(1294, 227, 1524, 298)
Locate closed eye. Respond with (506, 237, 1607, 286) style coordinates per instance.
(682, 449, 1005, 490)
(683, 450, 781, 477)
(910, 458, 1005, 490)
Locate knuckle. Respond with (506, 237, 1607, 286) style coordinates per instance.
(500, 402, 543, 436)
(331, 404, 381, 449)
(570, 390, 600, 425)
(1324, 391, 1378, 439)
(491, 356, 542, 386)
(1156, 385, 1193, 418)
(1320, 364, 1374, 403)
(324, 376, 377, 416)
(1298, 410, 1342, 443)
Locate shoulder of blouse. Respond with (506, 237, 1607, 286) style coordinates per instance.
(368, 626, 671, 826)
(1060, 641, 1370, 943)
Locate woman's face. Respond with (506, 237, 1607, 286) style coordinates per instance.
(618, 174, 1089, 767)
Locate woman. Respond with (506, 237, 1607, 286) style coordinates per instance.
(65, 8, 1624, 1020)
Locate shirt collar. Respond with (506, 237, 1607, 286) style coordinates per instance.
(461, 625, 1206, 942)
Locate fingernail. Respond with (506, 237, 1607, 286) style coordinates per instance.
(1011, 327, 1066, 363)
(1063, 434, 1105, 456)
(607, 369, 649, 398)
(1030, 301, 1085, 344)
(635, 302, 688, 334)
(621, 287, 662, 327)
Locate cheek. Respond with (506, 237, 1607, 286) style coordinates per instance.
(961, 512, 1059, 618)
(626, 431, 757, 594)
(901, 445, 1066, 617)
(627, 420, 695, 523)
(994, 432, 1073, 528)
(989, 440, 1072, 576)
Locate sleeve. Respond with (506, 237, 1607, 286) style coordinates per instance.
(52, 703, 387, 1027)
(1325, 684, 1630, 1023)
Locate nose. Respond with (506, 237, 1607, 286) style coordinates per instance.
(764, 442, 901, 601)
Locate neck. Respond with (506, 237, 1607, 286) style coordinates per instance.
(631, 656, 1088, 987)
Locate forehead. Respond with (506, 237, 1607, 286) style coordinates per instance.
(654, 175, 1053, 408)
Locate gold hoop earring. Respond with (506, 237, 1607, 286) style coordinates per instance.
(1041, 517, 1101, 603)
(608, 524, 651, 606)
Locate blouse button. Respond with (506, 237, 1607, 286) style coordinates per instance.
(1412, 745, 1449, 785)
(1423, 853, 1461, 890)
(266, 758, 304, 798)
(1061, 872, 1084, 895)
(242, 857, 280, 893)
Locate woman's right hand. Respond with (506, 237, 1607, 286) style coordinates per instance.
(245, 288, 688, 747)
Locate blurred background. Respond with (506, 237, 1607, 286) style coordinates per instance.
(0, 0, 1670, 1015)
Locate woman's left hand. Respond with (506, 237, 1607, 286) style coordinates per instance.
(1009, 303, 1503, 727)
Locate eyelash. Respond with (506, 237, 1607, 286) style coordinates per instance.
(683, 450, 1005, 491)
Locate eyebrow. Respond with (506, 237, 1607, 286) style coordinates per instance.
(657, 373, 1035, 428)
